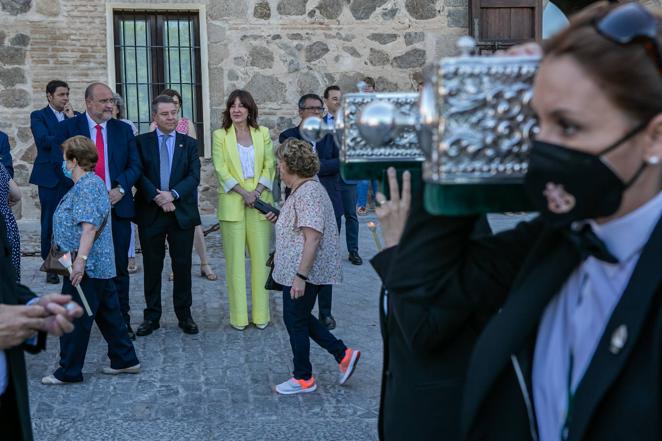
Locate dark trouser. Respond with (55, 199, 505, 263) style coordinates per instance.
(0, 382, 23, 441)
(340, 181, 359, 253)
(111, 215, 131, 326)
(138, 213, 195, 323)
(55, 276, 139, 382)
(282, 284, 346, 380)
(38, 182, 69, 260)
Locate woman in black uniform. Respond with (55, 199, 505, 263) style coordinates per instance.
(374, 3, 662, 441)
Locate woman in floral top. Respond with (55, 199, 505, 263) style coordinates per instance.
(41, 136, 139, 385)
(266, 138, 361, 395)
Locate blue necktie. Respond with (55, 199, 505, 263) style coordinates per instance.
(159, 134, 171, 191)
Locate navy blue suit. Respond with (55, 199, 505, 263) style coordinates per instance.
(278, 126, 342, 320)
(58, 113, 142, 326)
(29, 106, 74, 262)
(0, 131, 14, 178)
(324, 113, 360, 254)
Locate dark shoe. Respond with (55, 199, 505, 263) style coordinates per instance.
(320, 315, 336, 331)
(127, 324, 136, 341)
(46, 272, 60, 284)
(136, 320, 160, 336)
(348, 251, 363, 266)
(178, 318, 199, 335)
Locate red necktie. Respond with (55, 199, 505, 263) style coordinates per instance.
(94, 124, 106, 183)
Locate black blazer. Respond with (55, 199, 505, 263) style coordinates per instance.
(371, 193, 493, 441)
(278, 127, 343, 222)
(384, 206, 662, 441)
(0, 216, 45, 441)
(57, 113, 141, 219)
(134, 131, 201, 230)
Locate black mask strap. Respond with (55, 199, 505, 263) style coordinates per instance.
(624, 162, 649, 188)
(598, 120, 649, 156)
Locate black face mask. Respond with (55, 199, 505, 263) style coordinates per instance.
(524, 123, 648, 228)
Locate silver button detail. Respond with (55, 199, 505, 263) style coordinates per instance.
(609, 325, 628, 354)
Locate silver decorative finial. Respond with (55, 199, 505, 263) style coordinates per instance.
(457, 36, 476, 57)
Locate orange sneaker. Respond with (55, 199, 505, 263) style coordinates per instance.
(275, 376, 317, 395)
(339, 348, 361, 385)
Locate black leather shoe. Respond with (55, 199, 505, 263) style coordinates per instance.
(348, 251, 363, 266)
(136, 320, 160, 336)
(127, 324, 136, 340)
(320, 315, 336, 330)
(178, 318, 199, 335)
(46, 272, 60, 284)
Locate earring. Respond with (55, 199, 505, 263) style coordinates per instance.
(647, 156, 660, 165)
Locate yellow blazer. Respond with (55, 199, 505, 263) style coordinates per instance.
(212, 124, 275, 222)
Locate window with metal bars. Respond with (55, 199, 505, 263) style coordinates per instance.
(113, 10, 204, 153)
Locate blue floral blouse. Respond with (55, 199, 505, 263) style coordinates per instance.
(53, 172, 116, 279)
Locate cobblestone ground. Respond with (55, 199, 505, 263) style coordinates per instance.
(22, 215, 384, 441)
(21, 213, 525, 441)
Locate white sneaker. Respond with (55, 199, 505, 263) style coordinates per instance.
(101, 363, 141, 375)
(255, 322, 269, 330)
(275, 377, 317, 395)
(41, 375, 70, 385)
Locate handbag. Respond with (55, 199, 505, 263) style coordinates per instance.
(40, 214, 109, 276)
(265, 251, 283, 291)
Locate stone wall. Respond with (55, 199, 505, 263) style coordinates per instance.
(1, 0, 468, 219)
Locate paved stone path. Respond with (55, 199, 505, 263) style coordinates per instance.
(22, 215, 384, 441)
(20, 213, 525, 440)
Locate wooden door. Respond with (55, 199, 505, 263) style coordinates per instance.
(470, 0, 543, 53)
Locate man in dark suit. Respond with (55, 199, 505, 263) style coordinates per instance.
(57, 82, 141, 339)
(0, 130, 14, 178)
(29, 80, 77, 284)
(134, 94, 201, 336)
(279, 93, 343, 330)
(323, 85, 362, 266)
(0, 214, 83, 440)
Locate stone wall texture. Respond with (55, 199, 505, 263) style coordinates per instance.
(0, 0, 469, 218)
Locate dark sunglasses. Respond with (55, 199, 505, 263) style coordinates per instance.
(594, 2, 662, 74)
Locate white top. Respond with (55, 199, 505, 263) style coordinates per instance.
(533, 190, 662, 441)
(237, 142, 255, 180)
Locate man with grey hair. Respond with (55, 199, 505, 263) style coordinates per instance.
(57, 82, 141, 340)
(133, 94, 201, 336)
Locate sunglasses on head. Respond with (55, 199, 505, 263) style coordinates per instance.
(594, 1, 662, 74)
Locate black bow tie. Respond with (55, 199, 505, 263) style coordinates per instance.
(564, 224, 619, 264)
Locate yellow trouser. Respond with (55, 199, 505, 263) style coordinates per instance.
(220, 207, 272, 327)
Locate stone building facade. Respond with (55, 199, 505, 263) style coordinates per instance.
(1, 0, 659, 219)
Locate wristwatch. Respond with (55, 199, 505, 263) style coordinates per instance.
(77, 254, 88, 261)
(117, 185, 125, 195)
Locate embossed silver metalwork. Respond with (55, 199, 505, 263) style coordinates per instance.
(338, 92, 424, 163)
(422, 52, 540, 184)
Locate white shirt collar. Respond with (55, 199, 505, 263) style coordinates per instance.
(86, 113, 107, 130)
(588, 191, 662, 263)
(49, 104, 64, 116)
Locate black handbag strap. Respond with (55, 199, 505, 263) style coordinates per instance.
(93, 213, 109, 242)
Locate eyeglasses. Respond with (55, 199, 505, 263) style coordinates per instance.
(97, 98, 117, 105)
(594, 2, 662, 74)
(300, 106, 323, 112)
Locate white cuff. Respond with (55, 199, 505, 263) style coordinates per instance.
(258, 176, 273, 192)
(222, 178, 239, 193)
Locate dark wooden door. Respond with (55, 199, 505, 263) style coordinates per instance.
(470, 0, 542, 53)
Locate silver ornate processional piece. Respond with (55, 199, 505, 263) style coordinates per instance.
(301, 37, 541, 187)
